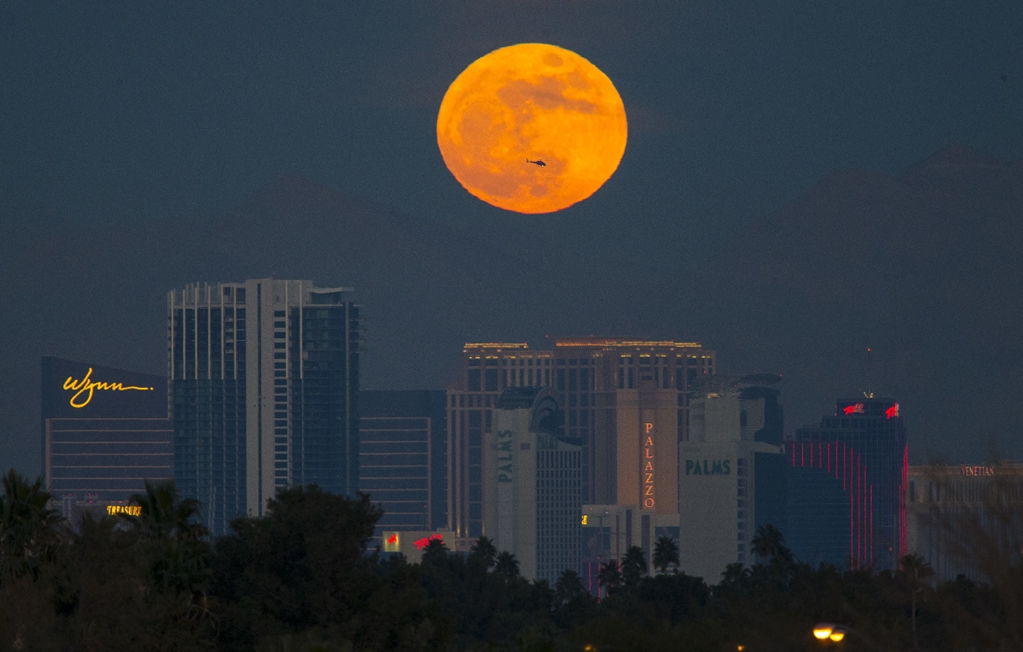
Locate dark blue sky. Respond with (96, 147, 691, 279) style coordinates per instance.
(1, 1, 1021, 474)
(4, 2, 1020, 235)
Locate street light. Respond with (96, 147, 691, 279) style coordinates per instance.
(813, 623, 847, 642)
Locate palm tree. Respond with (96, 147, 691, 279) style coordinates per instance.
(719, 561, 750, 590)
(555, 568, 586, 605)
(494, 550, 520, 579)
(127, 478, 205, 541)
(621, 545, 647, 586)
(470, 535, 498, 570)
(421, 538, 449, 566)
(597, 559, 622, 597)
(901, 553, 934, 649)
(0, 469, 64, 580)
(652, 536, 680, 574)
(124, 479, 211, 616)
(750, 523, 793, 564)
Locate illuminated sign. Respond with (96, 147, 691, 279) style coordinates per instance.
(885, 403, 900, 419)
(581, 514, 588, 525)
(843, 403, 865, 415)
(413, 533, 444, 549)
(643, 422, 655, 508)
(63, 368, 154, 409)
(684, 459, 732, 476)
(106, 505, 141, 517)
(497, 429, 513, 482)
(961, 465, 995, 477)
(383, 532, 401, 552)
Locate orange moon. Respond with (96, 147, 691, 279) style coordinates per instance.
(437, 43, 628, 214)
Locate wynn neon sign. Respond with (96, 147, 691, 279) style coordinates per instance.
(62, 368, 154, 408)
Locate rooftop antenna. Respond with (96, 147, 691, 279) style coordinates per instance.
(864, 347, 874, 399)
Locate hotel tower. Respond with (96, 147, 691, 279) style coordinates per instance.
(447, 338, 714, 545)
(168, 279, 360, 535)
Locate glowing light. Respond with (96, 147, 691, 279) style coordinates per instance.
(581, 514, 588, 525)
(63, 368, 154, 408)
(106, 505, 141, 517)
(885, 403, 900, 419)
(813, 625, 834, 640)
(413, 533, 444, 549)
(829, 630, 846, 642)
(437, 43, 627, 214)
(843, 403, 865, 415)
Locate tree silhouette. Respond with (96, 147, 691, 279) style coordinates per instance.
(597, 560, 622, 596)
(901, 552, 935, 649)
(621, 545, 648, 586)
(750, 524, 792, 564)
(125, 479, 211, 615)
(555, 568, 586, 604)
(494, 551, 519, 579)
(470, 535, 498, 570)
(652, 536, 680, 574)
(421, 537, 449, 566)
(0, 468, 64, 580)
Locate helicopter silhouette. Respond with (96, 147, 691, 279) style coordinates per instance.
(525, 159, 546, 167)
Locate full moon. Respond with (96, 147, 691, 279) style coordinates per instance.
(437, 43, 628, 214)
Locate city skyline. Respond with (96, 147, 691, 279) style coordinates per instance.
(2, 2, 1022, 479)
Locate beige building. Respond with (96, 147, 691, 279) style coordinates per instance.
(678, 376, 785, 581)
(907, 463, 1023, 582)
(580, 503, 680, 589)
(448, 339, 714, 545)
(483, 387, 581, 583)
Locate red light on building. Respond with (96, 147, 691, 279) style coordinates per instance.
(386, 533, 398, 545)
(885, 403, 899, 419)
(843, 403, 865, 415)
(413, 533, 444, 549)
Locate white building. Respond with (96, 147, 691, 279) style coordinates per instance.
(483, 387, 582, 583)
(678, 375, 786, 582)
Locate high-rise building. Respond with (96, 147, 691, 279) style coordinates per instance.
(169, 279, 359, 535)
(41, 357, 172, 522)
(677, 375, 786, 580)
(580, 504, 680, 593)
(907, 463, 1023, 582)
(483, 387, 582, 583)
(359, 390, 447, 533)
(448, 339, 714, 545)
(786, 398, 908, 571)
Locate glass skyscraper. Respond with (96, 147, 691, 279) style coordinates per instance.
(169, 279, 359, 535)
(786, 398, 908, 571)
(359, 390, 447, 533)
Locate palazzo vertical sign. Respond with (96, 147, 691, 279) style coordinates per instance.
(643, 421, 655, 508)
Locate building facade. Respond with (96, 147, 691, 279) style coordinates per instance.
(483, 387, 582, 583)
(907, 463, 1023, 582)
(786, 398, 908, 571)
(169, 279, 359, 535)
(580, 504, 680, 593)
(677, 375, 786, 580)
(41, 357, 172, 521)
(360, 390, 447, 533)
(448, 339, 714, 544)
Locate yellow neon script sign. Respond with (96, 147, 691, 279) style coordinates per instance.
(63, 368, 154, 408)
(106, 505, 141, 517)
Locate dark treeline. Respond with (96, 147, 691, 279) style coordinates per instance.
(1, 469, 1022, 651)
